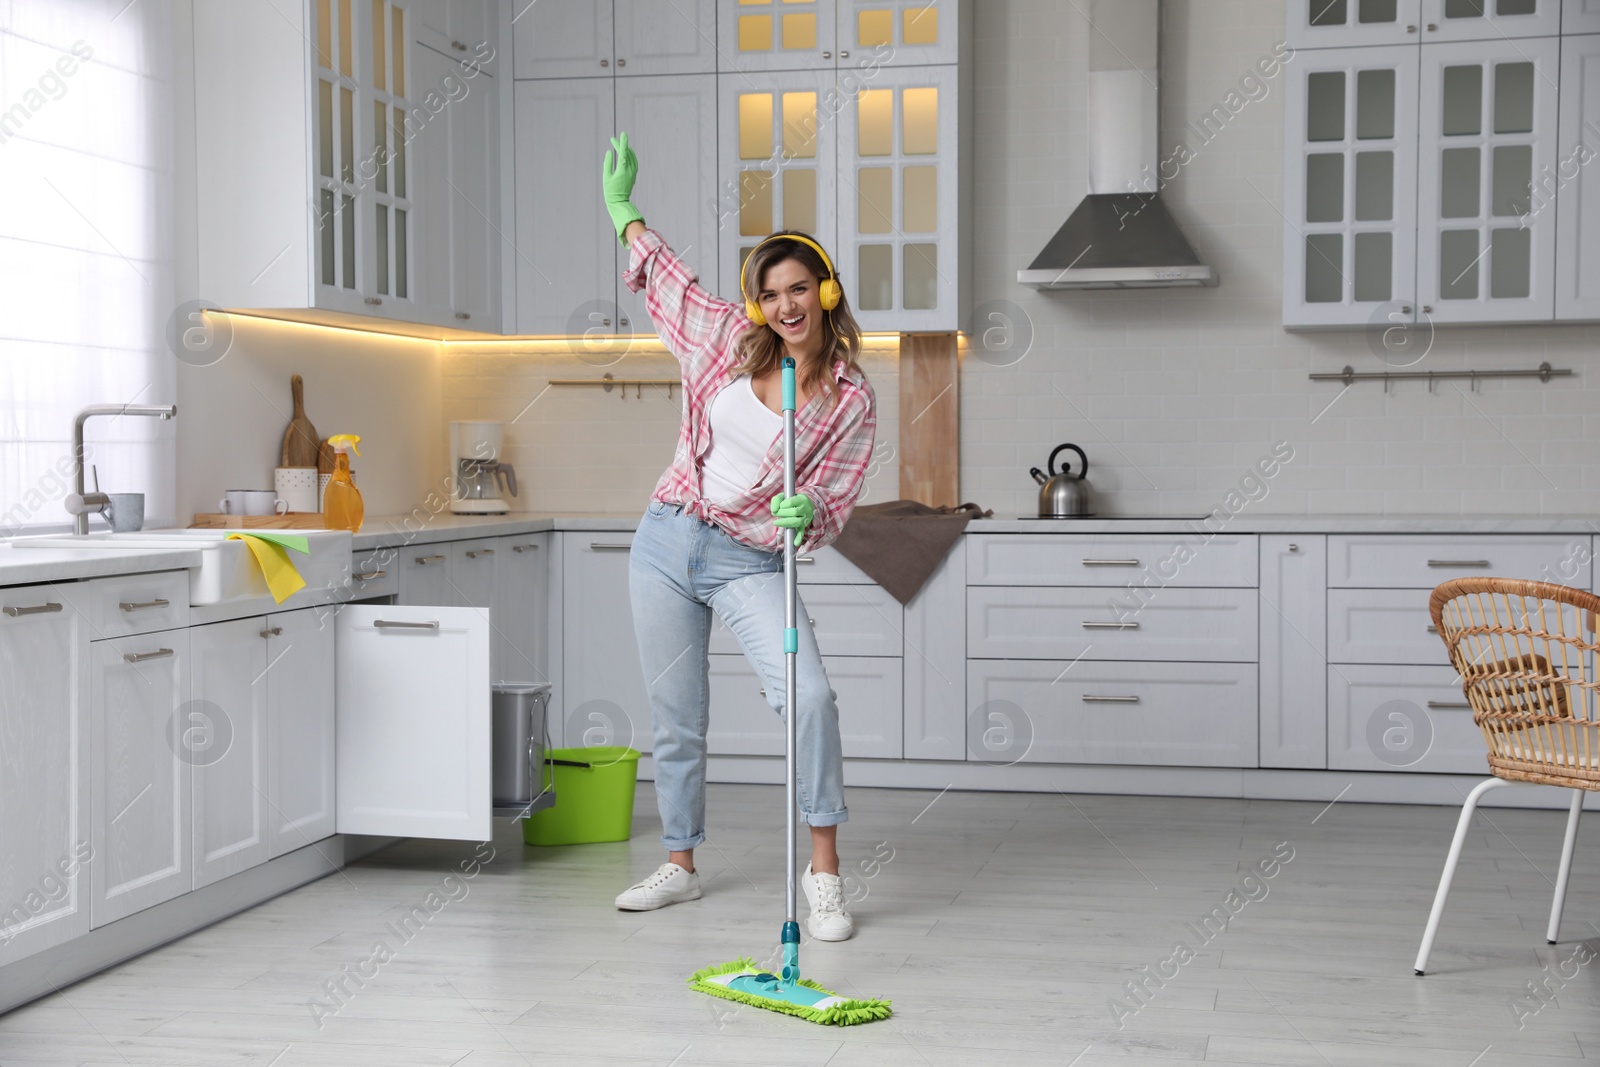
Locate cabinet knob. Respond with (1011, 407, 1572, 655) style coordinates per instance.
(821, 50, 831, 59)
(260, 626, 283, 639)
(1288, 543, 1299, 552)
(365, 296, 382, 306)
(602, 317, 612, 326)
(600, 58, 609, 67)
(1426, 22, 1437, 31)
(840, 50, 850, 58)
(1422, 305, 1433, 314)
(466, 548, 495, 559)
(512, 543, 539, 553)
(451, 40, 466, 51)
(455, 311, 470, 320)
(617, 58, 626, 67)
(1406, 23, 1417, 32)
(619, 317, 629, 327)
(1401, 305, 1413, 314)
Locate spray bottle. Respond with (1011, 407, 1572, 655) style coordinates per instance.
(322, 434, 364, 532)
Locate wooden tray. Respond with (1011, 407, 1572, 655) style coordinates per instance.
(190, 513, 327, 529)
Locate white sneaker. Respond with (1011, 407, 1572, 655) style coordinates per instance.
(615, 862, 702, 911)
(802, 862, 854, 941)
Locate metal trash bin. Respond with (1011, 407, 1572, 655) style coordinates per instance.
(491, 682, 554, 817)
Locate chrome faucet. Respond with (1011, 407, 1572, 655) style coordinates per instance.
(65, 404, 178, 535)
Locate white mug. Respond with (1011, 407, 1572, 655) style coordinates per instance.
(274, 467, 320, 513)
(220, 489, 288, 516)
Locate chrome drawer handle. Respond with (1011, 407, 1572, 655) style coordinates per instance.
(374, 620, 440, 631)
(1427, 559, 1490, 568)
(3, 602, 63, 617)
(797, 556, 815, 564)
(1082, 694, 1140, 704)
(123, 648, 174, 663)
(512, 544, 540, 552)
(119, 598, 170, 612)
(1083, 621, 1140, 630)
(465, 548, 495, 558)
(414, 554, 447, 564)
(590, 543, 631, 551)
(1082, 559, 1141, 566)
(260, 626, 283, 638)
(1427, 700, 1472, 710)
(354, 570, 386, 581)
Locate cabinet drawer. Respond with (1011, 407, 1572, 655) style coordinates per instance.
(968, 586, 1257, 662)
(1328, 588, 1453, 666)
(80, 571, 189, 639)
(347, 547, 398, 599)
(967, 659, 1257, 768)
(395, 543, 452, 606)
(967, 534, 1258, 587)
(1328, 664, 1490, 774)
(706, 653, 902, 759)
(709, 584, 902, 658)
(795, 546, 874, 585)
(1328, 536, 1590, 589)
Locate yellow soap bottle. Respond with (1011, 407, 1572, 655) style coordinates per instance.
(322, 434, 364, 533)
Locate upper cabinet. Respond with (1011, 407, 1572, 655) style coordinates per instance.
(720, 1, 955, 72)
(1286, 0, 1561, 49)
(1286, 0, 1424, 48)
(1281, 5, 1586, 326)
(721, 0, 840, 72)
(514, 1, 717, 77)
(193, 0, 501, 333)
(1421, 0, 1562, 41)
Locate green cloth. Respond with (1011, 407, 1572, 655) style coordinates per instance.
(224, 531, 310, 554)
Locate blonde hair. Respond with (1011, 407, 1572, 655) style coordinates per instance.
(734, 231, 865, 409)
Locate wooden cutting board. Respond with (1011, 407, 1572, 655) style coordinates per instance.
(281, 374, 321, 468)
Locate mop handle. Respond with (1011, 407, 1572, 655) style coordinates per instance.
(781, 357, 800, 968)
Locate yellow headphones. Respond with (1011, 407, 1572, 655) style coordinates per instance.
(741, 233, 842, 326)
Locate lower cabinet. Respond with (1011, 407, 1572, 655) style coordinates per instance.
(706, 653, 904, 759)
(90, 629, 191, 928)
(0, 587, 90, 964)
(189, 618, 270, 889)
(966, 659, 1258, 768)
(494, 533, 550, 686)
(560, 534, 651, 752)
(265, 608, 336, 858)
(1328, 664, 1490, 775)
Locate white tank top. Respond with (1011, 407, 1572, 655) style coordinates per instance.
(700, 375, 782, 504)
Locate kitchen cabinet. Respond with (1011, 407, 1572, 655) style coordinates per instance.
(1421, 0, 1561, 41)
(511, 3, 614, 78)
(706, 653, 903, 758)
(189, 617, 271, 889)
(192, 0, 501, 333)
(495, 533, 552, 686)
(966, 534, 1258, 587)
(512, 1, 717, 78)
(395, 542, 453, 605)
(1327, 534, 1589, 586)
(90, 629, 190, 927)
(1416, 37, 1558, 322)
(265, 608, 337, 858)
(967, 586, 1259, 663)
(720, 0, 840, 73)
(1556, 33, 1600, 319)
(1285, 0, 1424, 49)
(0, 588, 90, 964)
(450, 536, 500, 611)
(720, 1, 954, 72)
(1286, 1, 1559, 49)
(414, 0, 496, 73)
(513, 77, 619, 335)
(559, 535, 651, 751)
(1567, 0, 1600, 33)
(903, 536, 965, 760)
(1328, 663, 1491, 773)
(615, 74, 721, 334)
(1259, 536, 1328, 769)
(1282, 44, 1421, 327)
(335, 605, 492, 839)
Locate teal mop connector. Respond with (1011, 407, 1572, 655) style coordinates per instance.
(781, 921, 801, 983)
(784, 627, 798, 653)
(782, 356, 795, 412)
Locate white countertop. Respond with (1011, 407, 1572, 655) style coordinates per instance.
(0, 543, 204, 587)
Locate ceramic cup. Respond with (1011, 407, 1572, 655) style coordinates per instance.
(104, 493, 145, 533)
(274, 467, 319, 513)
(220, 489, 288, 516)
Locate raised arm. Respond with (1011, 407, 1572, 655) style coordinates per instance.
(601, 132, 744, 373)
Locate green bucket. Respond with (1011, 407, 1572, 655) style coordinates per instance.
(522, 745, 642, 846)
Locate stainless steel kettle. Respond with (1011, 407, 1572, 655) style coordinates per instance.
(1030, 443, 1090, 517)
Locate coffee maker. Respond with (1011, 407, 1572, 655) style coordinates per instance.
(450, 421, 518, 514)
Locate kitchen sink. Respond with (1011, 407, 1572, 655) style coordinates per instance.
(9, 528, 354, 606)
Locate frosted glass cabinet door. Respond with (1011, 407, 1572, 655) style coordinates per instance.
(719, 0, 838, 72)
(837, 64, 958, 330)
(1555, 34, 1600, 319)
(614, 0, 718, 75)
(617, 74, 720, 335)
(1564, 0, 1600, 33)
(717, 71, 839, 308)
(1284, 0, 1423, 48)
(844, 1, 957, 65)
(1420, 0, 1561, 41)
(1416, 37, 1557, 322)
(1282, 45, 1420, 327)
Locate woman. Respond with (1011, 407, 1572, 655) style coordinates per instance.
(601, 132, 876, 942)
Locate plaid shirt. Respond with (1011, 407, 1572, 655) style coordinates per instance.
(623, 228, 877, 554)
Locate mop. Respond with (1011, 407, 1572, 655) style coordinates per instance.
(687, 357, 893, 1027)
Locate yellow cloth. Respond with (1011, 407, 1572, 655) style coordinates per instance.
(225, 532, 308, 604)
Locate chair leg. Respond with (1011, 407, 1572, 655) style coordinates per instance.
(1546, 789, 1585, 945)
(1416, 777, 1515, 976)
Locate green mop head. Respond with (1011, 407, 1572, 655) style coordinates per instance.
(688, 958, 892, 1026)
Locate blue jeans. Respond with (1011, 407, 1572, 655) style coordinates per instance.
(629, 500, 847, 850)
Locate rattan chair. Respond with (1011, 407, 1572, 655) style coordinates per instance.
(1414, 577, 1600, 976)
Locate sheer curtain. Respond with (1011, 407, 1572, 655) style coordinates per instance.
(0, 0, 176, 536)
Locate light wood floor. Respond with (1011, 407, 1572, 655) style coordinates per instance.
(3, 783, 1599, 1066)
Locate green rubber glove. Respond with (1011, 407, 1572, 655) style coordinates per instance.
(601, 131, 644, 244)
(769, 492, 815, 547)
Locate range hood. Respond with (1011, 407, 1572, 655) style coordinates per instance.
(1018, 0, 1215, 290)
